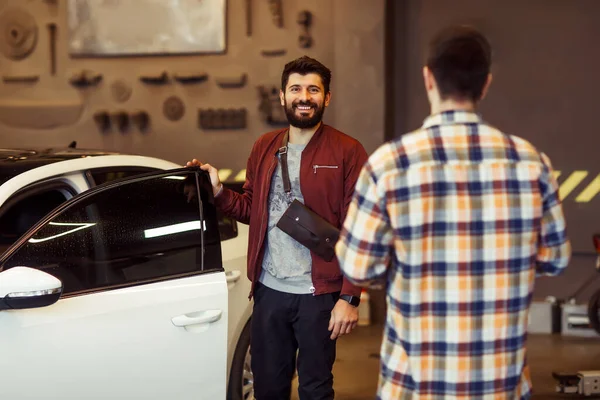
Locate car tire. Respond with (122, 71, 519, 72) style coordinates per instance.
(588, 289, 600, 335)
(227, 318, 254, 400)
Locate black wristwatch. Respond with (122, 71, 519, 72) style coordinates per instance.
(340, 294, 360, 307)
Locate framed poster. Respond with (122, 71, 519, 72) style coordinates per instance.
(67, 0, 226, 56)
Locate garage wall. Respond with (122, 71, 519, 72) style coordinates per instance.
(0, 0, 385, 174)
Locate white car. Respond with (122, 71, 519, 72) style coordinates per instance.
(0, 147, 254, 400)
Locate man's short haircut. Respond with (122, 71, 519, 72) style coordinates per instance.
(281, 56, 332, 94)
(426, 25, 492, 102)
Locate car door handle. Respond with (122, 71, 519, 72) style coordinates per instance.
(226, 269, 241, 284)
(171, 309, 222, 327)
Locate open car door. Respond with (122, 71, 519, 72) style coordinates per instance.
(0, 168, 228, 400)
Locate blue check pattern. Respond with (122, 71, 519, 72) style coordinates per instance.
(336, 110, 571, 399)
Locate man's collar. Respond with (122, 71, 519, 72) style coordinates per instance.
(276, 122, 326, 154)
(422, 110, 482, 129)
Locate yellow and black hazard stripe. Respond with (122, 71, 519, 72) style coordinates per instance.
(554, 170, 600, 203)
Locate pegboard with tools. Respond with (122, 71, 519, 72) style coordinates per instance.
(0, 0, 343, 150)
(199, 108, 247, 130)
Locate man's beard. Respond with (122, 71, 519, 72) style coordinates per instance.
(284, 100, 325, 129)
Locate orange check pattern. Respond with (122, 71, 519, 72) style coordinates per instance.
(336, 111, 571, 399)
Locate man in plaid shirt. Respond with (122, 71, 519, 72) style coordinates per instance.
(335, 26, 571, 399)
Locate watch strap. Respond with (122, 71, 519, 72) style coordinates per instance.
(340, 294, 360, 307)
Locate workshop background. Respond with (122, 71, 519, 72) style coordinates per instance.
(2, 0, 600, 323)
(2, 2, 600, 397)
(0, 0, 384, 173)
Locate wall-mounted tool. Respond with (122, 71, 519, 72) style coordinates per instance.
(139, 72, 169, 85)
(94, 110, 150, 133)
(47, 23, 57, 75)
(2, 75, 39, 83)
(110, 80, 132, 103)
(163, 96, 185, 121)
(69, 70, 103, 88)
(173, 72, 209, 85)
(258, 85, 287, 126)
(297, 11, 313, 49)
(131, 111, 150, 132)
(0, 100, 83, 129)
(0, 8, 38, 61)
(112, 111, 129, 132)
(261, 49, 287, 57)
(268, 0, 283, 28)
(216, 74, 248, 89)
(94, 111, 111, 133)
(246, 0, 252, 37)
(199, 108, 247, 130)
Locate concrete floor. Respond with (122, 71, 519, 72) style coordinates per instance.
(291, 324, 600, 399)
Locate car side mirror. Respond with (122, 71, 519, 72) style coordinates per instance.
(0, 267, 63, 311)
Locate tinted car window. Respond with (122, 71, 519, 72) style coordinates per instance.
(0, 188, 71, 254)
(217, 182, 242, 241)
(1, 170, 222, 295)
(217, 211, 238, 241)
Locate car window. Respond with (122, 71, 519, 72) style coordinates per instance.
(0, 186, 73, 255)
(88, 167, 159, 186)
(217, 211, 238, 241)
(217, 182, 241, 241)
(0, 170, 222, 295)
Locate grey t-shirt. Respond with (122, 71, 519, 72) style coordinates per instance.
(259, 142, 314, 294)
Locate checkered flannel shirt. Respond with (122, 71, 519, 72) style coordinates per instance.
(336, 110, 571, 399)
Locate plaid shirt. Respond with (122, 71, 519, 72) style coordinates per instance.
(336, 110, 571, 399)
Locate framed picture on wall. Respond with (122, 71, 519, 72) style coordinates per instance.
(67, 0, 227, 56)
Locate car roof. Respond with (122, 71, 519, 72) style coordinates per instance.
(0, 153, 182, 207)
(0, 147, 123, 185)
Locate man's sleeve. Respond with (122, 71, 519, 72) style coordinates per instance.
(536, 153, 571, 276)
(339, 142, 369, 296)
(214, 141, 258, 225)
(336, 152, 394, 287)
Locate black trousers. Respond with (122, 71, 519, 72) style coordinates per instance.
(251, 283, 339, 400)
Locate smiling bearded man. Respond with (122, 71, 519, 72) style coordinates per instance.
(186, 55, 369, 400)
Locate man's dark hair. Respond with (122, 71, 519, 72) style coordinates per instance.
(281, 56, 332, 94)
(426, 25, 492, 102)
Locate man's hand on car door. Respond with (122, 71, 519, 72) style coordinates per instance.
(185, 158, 222, 197)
